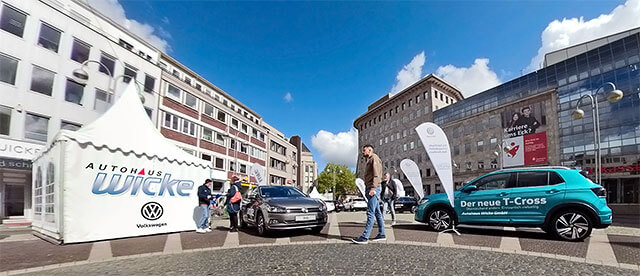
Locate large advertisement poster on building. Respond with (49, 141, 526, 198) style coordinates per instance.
(501, 101, 546, 138)
(501, 101, 548, 168)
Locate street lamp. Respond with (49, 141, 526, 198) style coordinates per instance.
(72, 59, 145, 104)
(571, 82, 624, 185)
(328, 167, 342, 200)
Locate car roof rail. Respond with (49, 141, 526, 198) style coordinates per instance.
(495, 166, 572, 172)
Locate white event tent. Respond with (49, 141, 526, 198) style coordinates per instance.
(31, 83, 225, 244)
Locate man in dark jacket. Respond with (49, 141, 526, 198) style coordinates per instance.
(380, 173, 397, 225)
(196, 179, 213, 233)
(226, 176, 242, 232)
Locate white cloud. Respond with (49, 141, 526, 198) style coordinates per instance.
(311, 128, 359, 169)
(527, 0, 640, 72)
(86, 0, 171, 52)
(391, 52, 425, 94)
(283, 92, 293, 103)
(436, 58, 501, 97)
(162, 16, 170, 25)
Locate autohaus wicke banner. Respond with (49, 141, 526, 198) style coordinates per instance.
(416, 123, 454, 206)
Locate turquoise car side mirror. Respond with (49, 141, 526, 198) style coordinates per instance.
(462, 185, 478, 193)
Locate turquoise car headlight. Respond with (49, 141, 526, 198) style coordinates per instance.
(418, 198, 429, 205)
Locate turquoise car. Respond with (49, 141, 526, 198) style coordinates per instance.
(414, 167, 612, 242)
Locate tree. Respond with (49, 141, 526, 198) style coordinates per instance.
(317, 163, 357, 199)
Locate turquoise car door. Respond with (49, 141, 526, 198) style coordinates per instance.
(507, 171, 566, 224)
(456, 172, 515, 224)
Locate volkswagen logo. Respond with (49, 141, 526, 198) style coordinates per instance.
(426, 127, 435, 135)
(141, 202, 163, 221)
(302, 207, 308, 213)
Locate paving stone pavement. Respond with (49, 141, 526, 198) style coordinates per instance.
(1, 212, 639, 274)
(20, 244, 639, 276)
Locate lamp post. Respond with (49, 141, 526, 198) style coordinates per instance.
(72, 59, 145, 104)
(493, 141, 513, 170)
(328, 167, 342, 200)
(571, 82, 624, 185)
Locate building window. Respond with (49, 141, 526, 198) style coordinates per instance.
(202, 127, 213, 141)
(478, 161, 485, 169)
(184, 93, 197, 109)
(61, 121, 81, 131)
(402, 103, 406, 110)
(163, 112, 179, 131)
(0, 5, 27, 37)
(490, 159, 498, 169)
(38, 23, 61, 52)
(215, 132, 225, 146)
(123, 66, 137, 83)
(172, 69, 179, 78)
(167, 84, 181, 101)
(465, 162, 472, 171)
(94, 89, 112, 113)
(240, 164, 247, 174)
(195, 83, 202, 91)
(70, 39, 90, 63)
(99, 53, 115, 76)
(184, 76, 191, 85)
(408, 99, 412, 107)
(477, 140, 484, 152)
(0, 53, 18, 85)
(464, 143, 471, 154)
(490, 137, 497, 147)
(229, 161, 236, 172)
(416, 95, 420, 103)
(203, 103, 215, 118)
(0, 105, 11, 135)
(30, 66, 55, 96)
(402, 130, 407, 137)
(231, 118, 239, 129)
(182, 119, 196, 136)
(25, 113, 49, 142)
(453, 145, 459, 155)
(144, 107, 152, 119)
(64, 79, 84, 105)
(143, 74, 155, 93)
(241, 123, 248, 133)
(217, 110, 226, 122)
(403, 144, 407, 151)
(410, 141, 415, 149)
(118, 39, 133, 50)
(214, 157, 224, 169)
(259, 132, 265, 142)
(201, 153, 211, 161)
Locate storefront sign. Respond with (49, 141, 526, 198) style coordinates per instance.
(0, 157, 32, 170)
(586, 164, 640, 175)
(503, 131, 548, 168)
(0, 137, 44, 160)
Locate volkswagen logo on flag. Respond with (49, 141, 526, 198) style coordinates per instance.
(426, 127, 435, 135)
(141, 202, 164, 221)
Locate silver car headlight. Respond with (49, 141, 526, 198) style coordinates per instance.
(319, 204, 327, 211)
(418, 198, 429, 205)
(266, 205, 287, 213)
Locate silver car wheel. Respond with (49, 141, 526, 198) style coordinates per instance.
(257, 213, 265, 235)
(554, 212, 590, 240)
(429, 210, 451, 231)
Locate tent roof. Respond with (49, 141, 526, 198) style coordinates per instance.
(39, 83, 211, 168)
(308, 187, 323, 199)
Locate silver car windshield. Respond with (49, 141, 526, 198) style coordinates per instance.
(260, 186, 306, 198)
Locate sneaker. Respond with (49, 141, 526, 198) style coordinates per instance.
(351, 236, 368, 244)
(195, 228, 206, 233)
(205, 228, 212, 232)
(371, 235, 386, 241)
(391, 220, 397, 226)
(229, 228, 238, 232)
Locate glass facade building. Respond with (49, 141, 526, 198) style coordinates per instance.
(434, 33, 640, 207)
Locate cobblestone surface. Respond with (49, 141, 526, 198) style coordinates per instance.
(25, 243, 638, 275)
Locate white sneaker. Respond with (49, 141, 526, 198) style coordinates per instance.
(195, 228, 206, 233)
(205, 228, 212, 232)
(392, 221, 397, 226)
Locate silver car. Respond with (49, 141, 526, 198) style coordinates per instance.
(239, 186, 327, 236)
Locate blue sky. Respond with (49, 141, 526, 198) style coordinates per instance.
(106, 0, 636, 171)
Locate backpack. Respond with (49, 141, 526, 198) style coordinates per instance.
(229, 185, 242, 203)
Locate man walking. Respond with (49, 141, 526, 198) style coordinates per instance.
(352, 144, 386, 244)
(381, 172, 397, 225)
(226, 176, 242, 232)
(196, 179, 213, 233)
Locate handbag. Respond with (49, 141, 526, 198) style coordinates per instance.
(230, 189, 242, 203)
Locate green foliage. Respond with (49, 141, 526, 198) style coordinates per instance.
(317, 163, 357, 198)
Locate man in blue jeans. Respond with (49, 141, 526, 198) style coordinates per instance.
(352, 144, 385, 244)
(196, 179, 213, 233)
